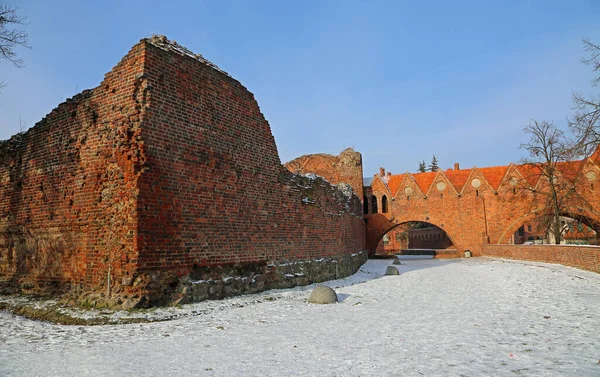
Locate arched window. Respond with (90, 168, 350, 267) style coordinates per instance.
(363, 196, 369, 214)
(382, 195, 388, 213)
(371, 195, 378, 213)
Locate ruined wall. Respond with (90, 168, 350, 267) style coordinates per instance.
(482, 244, 600, 274)
(134, 38, 365, 305)
(1, 36, 366, 308)
(285, 148, 364, 200)
(0, 43, 147, 303)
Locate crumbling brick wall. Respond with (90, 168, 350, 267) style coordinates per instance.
(0, 43, 147, 301)
(0, 36, 366, 308)
(134, 38, 365, 306)
(285, 148, 364, 200)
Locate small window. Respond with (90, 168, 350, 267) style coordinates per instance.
(371, 195, 378, 213)
(382, 234, 389, 245)
(382, 195, 389, 213)
(363, 196, 369, 214)
(527, 225, 532, 232)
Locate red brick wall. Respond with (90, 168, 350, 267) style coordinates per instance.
(0, 42, 146, 299)
(136, 41, 364, 293)
(0, 37, 365, 307)
(482, 244, 600, 273)
(407, 227, 453, 250)
(284, 148, 364, 200)
(376, 224, 408, 254)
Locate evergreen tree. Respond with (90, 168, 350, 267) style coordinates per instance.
(429, 155, 439, 172)
(417, 160, 427, 173)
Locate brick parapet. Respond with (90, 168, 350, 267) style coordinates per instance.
(481, 244, 600, 274)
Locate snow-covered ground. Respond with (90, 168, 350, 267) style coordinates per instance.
(1, 257, 599, 377)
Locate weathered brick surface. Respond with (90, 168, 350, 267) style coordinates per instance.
(0, 43, 146, 302)
(481, 244, 600, 274)
(285, 148, 364, 200)
(0, 36, 365, 308)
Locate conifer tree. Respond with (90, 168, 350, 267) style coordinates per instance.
(429, 155, 439, 172)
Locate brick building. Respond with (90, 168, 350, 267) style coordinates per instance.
(364, 157, 600, 256)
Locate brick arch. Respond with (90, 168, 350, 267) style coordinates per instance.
(364, 213, 460, 256)
(496, 208, 547, 244)
(497, 207, 600, 244)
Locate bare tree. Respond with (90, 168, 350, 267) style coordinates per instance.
(0, 4, 29, 66)
(0, 5, 30, 92)
(570, 39, 600, 156)
(519, 120, 587, 244)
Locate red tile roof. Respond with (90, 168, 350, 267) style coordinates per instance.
(372, 155, 589, 195)
(387, 174, 405, 195)
(478, 166, 510, 190)
(517, 163, 543, 187)
(444, 169, 471, 192)
(556, 160, 584, 181)
(412, 172, 437, 194)
(591, 146, 600, 165)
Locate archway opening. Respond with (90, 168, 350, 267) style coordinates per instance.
(510, 213, 599, 245)
(375, 221, 454, 256)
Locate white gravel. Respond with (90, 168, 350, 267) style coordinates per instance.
(1, 257, 599, 377)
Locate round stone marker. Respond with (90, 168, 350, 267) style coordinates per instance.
(385, 266, 400, 275)
(308, 285, 338, 304)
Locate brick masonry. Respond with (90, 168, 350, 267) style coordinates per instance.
(481, 244, 600, 274)
(0, 36, 365, 308)
(376, 226, 453, 254)
(285, 148, 364, 200)
(365, 159, 600, 257)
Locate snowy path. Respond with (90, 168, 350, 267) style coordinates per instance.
(1, 257, 599, 376)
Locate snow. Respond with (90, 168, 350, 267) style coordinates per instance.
(1, 257, 600, 376)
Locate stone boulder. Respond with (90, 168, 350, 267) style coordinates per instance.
(392, 259, 402, 265)
(308, 285, 338, 304)
(385, 266, 400, 276)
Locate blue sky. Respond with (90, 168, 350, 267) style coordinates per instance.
(1, 1, 598, 175)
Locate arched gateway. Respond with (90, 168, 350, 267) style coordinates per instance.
(363, 155, 600, 256)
